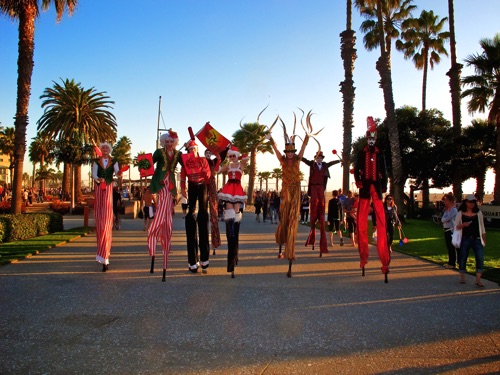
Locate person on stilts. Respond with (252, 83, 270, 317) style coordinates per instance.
(147, 130, 182, 282)
(354, 117, 391, 283)
(92, 142, 122, 272)
(301, 150, 340, 256)
(266, 113, 310, 277)
(217, 145, 248, 278)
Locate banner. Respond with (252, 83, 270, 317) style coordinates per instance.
(195, 122, 230, 155)
(137, 153, 154, 178)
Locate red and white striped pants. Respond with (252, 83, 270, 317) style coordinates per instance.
(94, 182, 114, 264)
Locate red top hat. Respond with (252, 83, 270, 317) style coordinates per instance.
(366, 116, 377, 138)
(315, 150, 324, 159)
(168, 129, 178, 139)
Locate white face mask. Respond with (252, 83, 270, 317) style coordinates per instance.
(367, 138, 376, 147)
(387, 207, 392, 210)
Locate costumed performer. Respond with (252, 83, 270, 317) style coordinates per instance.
(301, 150, 340, 256)
(180, 140, 212, 273)
(353, 116, 390, 283)
(92, 142, 122, 272)
(147, 130, 182, 282)
(266, 116, 309, 277)
(217, 145, 248, 278)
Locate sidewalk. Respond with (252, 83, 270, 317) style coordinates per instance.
(0, 210, 499, 374)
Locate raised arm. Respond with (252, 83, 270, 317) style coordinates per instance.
(266, 133, 282, 161)
(297, 134, 309, 160)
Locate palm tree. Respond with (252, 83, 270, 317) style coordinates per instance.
(0, 0, 77, 213)
(355, 0, 413, 213)
(259, 171, 272, 192)
(271, 168, 282, 192)
(460, 120, 495, 201)
(0, 127, 16, 185)
(340, 0, 357, 194)
(355, 0, 416, 59)
(112, 136, 133, 189)
(37, 78, 117, 202)
(396, 10, 449, 111)
(231, 122, 273, 205)
(447, 0, 464, 202)
(29, 133, 54, 192)
(461, 33, 500, 202)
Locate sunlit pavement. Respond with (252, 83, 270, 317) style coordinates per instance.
(1, 207, 499, 374)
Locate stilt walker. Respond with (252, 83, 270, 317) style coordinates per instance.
(266, 113, 310, 277)
(92, 142, 122, 272)
(354, 117, 391, 283)
(205, 148, 228, 255)
(302, 150, 340, 256)
(180, 138, 212, 273)
(217, 145, 248, 278)
(146, 130, 181, 282)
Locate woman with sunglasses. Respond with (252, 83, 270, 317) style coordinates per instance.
(217, 145, 248, 278)
(455, 194, 487, 287)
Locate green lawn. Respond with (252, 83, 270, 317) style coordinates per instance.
(0, 227, 94, 266)
(393, 219, 500, 284)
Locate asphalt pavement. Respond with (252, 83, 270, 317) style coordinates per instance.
(0, 208, 499, 374)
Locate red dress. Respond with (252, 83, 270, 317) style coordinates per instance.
(218, 163, 247, 203)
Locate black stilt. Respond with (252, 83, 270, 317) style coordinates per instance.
(150, 256, 155, 273)
(287, 260, 292, 278)
(212, 248, 216, 255)
(231, 271, 235, 278)
(362, 266, 365, 276)
(162, 269, 166, 282)
(312, 244, 315, 251)
(319, 252, 322, 258)
(384, 272, 388, 283)
(102, 264, 107, 272)
(278, 244, 283, 258)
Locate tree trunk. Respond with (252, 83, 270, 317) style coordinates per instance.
(376, 0, 405, 213)
(246, 150, 257, 205)
(447, 0, 463, 202)
(75, 165, 82, 203)
(422, 178, 430, 208)
(11, 4, 37, 213)
(422, 48, 429, 111)
(475, 169, 486, 203)
(340, 3, 357, 194)
(63, 162, 71, 200)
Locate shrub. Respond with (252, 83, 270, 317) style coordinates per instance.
(50, 200, 71, 215)
(0, 213, 63, 243)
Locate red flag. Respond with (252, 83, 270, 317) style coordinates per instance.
(119, 165, 130, 173)
(94, 145, 102, 157)
(195, 122, 230, 155)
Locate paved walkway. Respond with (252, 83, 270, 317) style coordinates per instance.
(1, 210, 499, 374)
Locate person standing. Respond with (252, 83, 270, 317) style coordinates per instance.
(342, 191, 358, 247)
(353, 116, 390, 282)
(455, 194, 487, 287)
(301, 150, 340, 256)
(217, 145, 248, 278)
(147, 130, 182, 281)
(262, 191, 269, 223)
(141, 187, 156, 231)
(327, 190, 343, 247)
(180, 140, 212, 274)
(92, 142, 121, 272)
(441, 193, 458, 269)
(269, 191, 279, 224)
(254, 190, 263, 223)
(383, 195, 401, 251)
(300, 193, 310, 224)
(266, 125, 309, 277)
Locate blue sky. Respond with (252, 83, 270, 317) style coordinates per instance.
(1, 0, 498, 194)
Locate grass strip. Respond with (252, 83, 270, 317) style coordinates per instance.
(0, 227, 94, 266)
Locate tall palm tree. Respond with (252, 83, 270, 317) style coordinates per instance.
(447, 0, 464, 202)
(37, 78, 117, 201)
(355, 0, 412, 212)
(112, 136, 133, 188)
(271, 168, 282, 192)
(259, 171, 272, 192)
(0, 127, 16, 186)
(232, 122, 273, 205)
(396, 10, 450, 111)
(340, 0, 357, 194)
(0, 0, 77, 213)
(461, 33, 500, 202)
(29, 133, 54, 192)
(355, 0, 416, 59)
